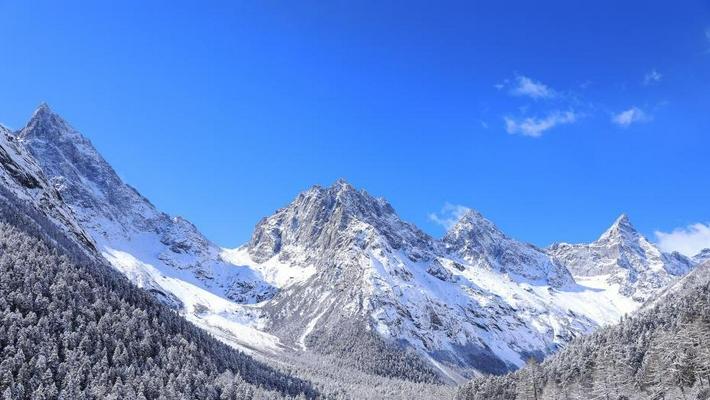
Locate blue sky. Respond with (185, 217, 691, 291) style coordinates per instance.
(1, 1, 709, 253)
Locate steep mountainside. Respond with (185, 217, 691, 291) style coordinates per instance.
(548, 214, 694, 302)
(0, 122, 94, 252)
(17, 104, 274, 308)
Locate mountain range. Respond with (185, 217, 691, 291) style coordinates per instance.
(1, 104, 704, 385)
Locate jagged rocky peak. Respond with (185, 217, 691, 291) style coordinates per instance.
(17, 103, 162, 230)
(247, 179, 432, 263)
(597, 213, 639, 243)
(21, 103, 77, 141)
(548, 213, 696, 301)
(443, 209, 506, 251)
(443, 208, 574, 287)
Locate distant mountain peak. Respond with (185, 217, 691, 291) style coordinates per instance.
(598, 213, 638, 242)
(444, 208, 507, 248)
(451, 208, 498, 230)
(19, 103, 75, 143)
(29, 102, 60, 124)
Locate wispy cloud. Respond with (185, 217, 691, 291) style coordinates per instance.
(429, 203, 471, 230)
(643, 69, 662, 86)
(655, 223, 710, 257)
(504, 110, 577, 138)
(509, 76, 555, 99)
(612, 106, 649, 127)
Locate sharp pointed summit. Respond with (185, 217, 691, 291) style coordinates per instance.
(548, 213, 695, 301)
(23, 102, 66, 133)
(598, 213, 638, 242)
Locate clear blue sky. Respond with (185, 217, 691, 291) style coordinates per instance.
(1, 1, 709, 250)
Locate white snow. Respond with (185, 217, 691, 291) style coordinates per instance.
(102, 246, 283, 355)
(220, 246, 317, 288)
(298, 306, 328, 351)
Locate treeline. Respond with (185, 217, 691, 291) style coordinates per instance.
(456, 264, 710, 400)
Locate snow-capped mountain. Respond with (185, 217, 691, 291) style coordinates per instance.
(547, 214, 695, 302)
(693, 248, 710, 264)
(442, 209, 573, 288)
(223, 182, 658, 380)
(4, 104, 699, 382)
(17, 104, 274, 306)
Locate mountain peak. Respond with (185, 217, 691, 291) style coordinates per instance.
(614, 213, 632, 227)
(445, 208, 502, 240)
(30, 102, 60, 123)
(20, 102, 73, 142)
(34, 101, 52, 113)
(598, 213, 638, 242)
(457, 208, 492, 225)
(247, 181, 429, 262)
(332, 177, 351, 189)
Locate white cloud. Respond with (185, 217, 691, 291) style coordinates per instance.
(504, 110, 577, 138)
(510, 76, 555, 99)
(655, 223, 710, 257)
(429, 203, 471, 230)
(643, 69, 662, 86)
(612, 106, 649, 127)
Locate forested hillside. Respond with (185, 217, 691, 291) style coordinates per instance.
(456, 263, 710, 400)
(0, 214, 317, 399)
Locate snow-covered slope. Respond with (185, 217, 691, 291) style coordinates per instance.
(17, 104, 274, 306)
(7, 104, 698, 382)
(548, 214, 695, 302)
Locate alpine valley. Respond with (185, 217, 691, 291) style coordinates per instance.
(0, 104, 706, 399)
